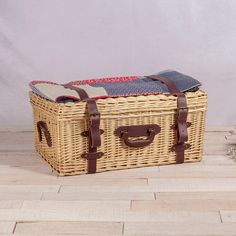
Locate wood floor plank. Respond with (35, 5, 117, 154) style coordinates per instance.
(157, 164, 236, 178)
(148, 178, 236, 192)
(60, 185, 155, 193)
(14, 221, 123, 235)
(0, 168, 56, 181)
(0, 209, 220, 222)
(0, 235, 123, 236)
(155, 192, 236, 200)
(204, 137, 229, 147)
(0, 234, 124, 236)
(0, 152, 41, 167)
(204, 149, 228, 155)
(0, 234, 123, 236)
(220, 210, 236, 222)
(0, 132, 34, 148)
(0, 173, 147, 185)
(126, 234, 236, 236)
(42, 192, 155, 201)
(22, 200, 131, 211)
(124, 222, 236, 235)
(0, 145, 33, 152)
(204, 131, 230, 141)
(0, 193, 42, 200)
(59, 178, 236, 193)
(2, 234, 236, 236)
(206, 126, 236, 132)
(158, 163, 229, 172)
(57, 178, 147, 186)
(55, 167, 160, 179)
(132, 199, 236, 211)
(203, 155, 236, 165)
(0, 200, 23, 209)
(0, 185, 60, 193)
(0, 221, 16, 234)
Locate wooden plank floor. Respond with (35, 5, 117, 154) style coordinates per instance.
(0, 127, 236, 235)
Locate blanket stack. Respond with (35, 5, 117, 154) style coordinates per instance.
(29, 70, 201, 103)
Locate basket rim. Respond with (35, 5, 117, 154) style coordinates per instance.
(30, 90, 207, 107)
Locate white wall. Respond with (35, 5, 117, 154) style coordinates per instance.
(0, 0, 236, 128)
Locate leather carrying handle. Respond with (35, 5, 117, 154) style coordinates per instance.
(115, 124, 161, 148)
(37, 121, 52, 147)
(122, 130, 156, 147)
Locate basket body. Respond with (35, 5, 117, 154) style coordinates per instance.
(30, 91, 207, 176)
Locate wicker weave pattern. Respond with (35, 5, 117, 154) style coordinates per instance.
(30, 91, 207, 176)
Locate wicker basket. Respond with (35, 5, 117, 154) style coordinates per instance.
(30, 90, 207, 176)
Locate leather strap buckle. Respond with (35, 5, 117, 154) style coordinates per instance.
(172, 143, 191, 152)
(82, 151, 104, 160)
(81, 151, 104, 174)
(171, 143, 191, 164)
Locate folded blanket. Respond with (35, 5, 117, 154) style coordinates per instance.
(29, 70, 201, 103)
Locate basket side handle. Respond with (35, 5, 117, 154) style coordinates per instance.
(37, 121, 52, 147)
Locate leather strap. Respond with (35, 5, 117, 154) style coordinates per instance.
(148, 75, 179, 94)
(147, 75, 190, 164)
(63, 83, 103, 174)
(64, 83, 89, 100)
(86, 99, 102, 148)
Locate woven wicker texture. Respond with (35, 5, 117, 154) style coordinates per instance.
(30, 91, 207, 176)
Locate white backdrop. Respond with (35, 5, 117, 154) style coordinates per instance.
(0, 0, 236, 128)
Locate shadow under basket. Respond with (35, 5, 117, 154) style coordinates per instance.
(29, 90, 207, 176)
